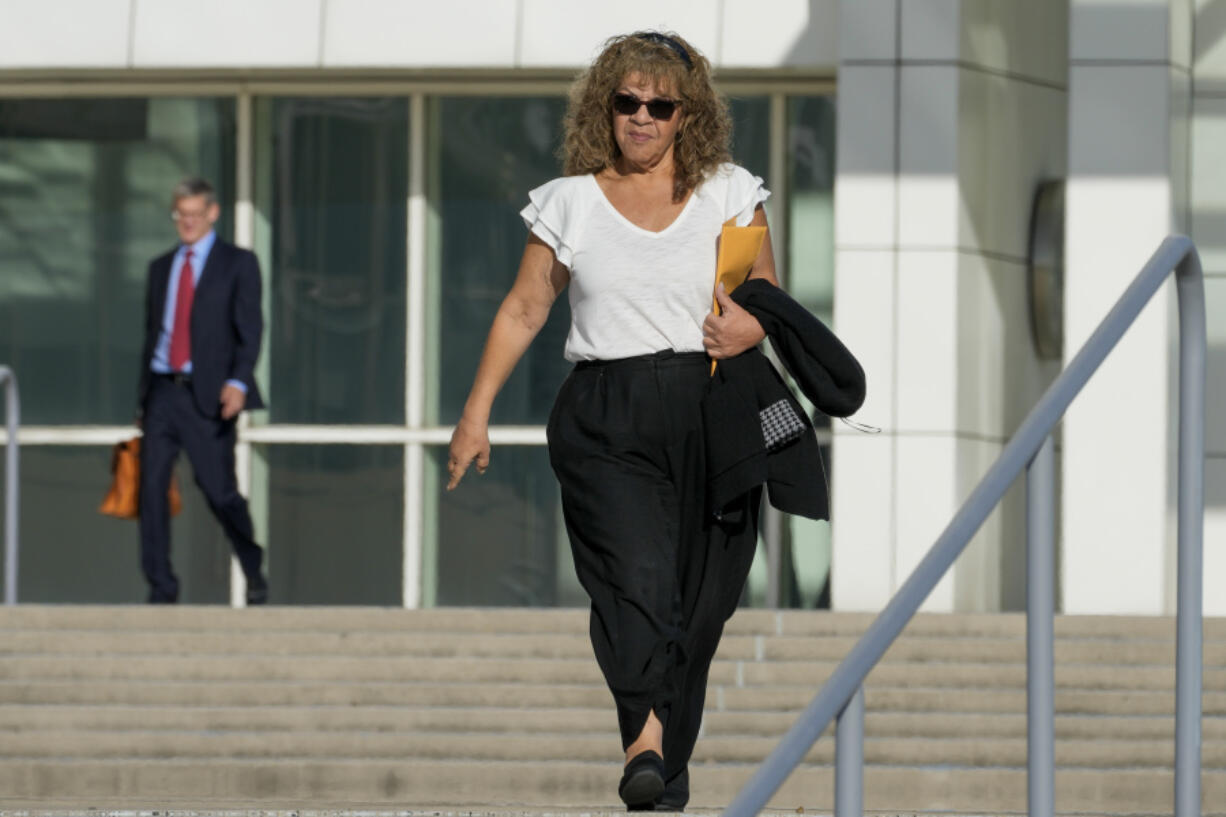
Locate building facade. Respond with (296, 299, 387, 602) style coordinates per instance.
(0, 0, 1221, 615)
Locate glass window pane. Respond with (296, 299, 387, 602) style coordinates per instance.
(2, 445, 231, 603)
(787, 95, 836, 324)
(427, 96, 572, 427)
(262, 444, 403, 605)
(0, 98, 235, 425)
(255, 98, 408, 425)
(728, 95, 771, 182)
(786, 95, 837, 609)
(424, 445, 578, 607)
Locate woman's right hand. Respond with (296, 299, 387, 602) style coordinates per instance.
(447, 415, 491, 491)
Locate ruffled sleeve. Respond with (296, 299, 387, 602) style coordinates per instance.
(720, 163, 771, 226)
(519, 176, 586, 270)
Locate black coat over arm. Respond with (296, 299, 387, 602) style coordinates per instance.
(702, 278, 866, 520)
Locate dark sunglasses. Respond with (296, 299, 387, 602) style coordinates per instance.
(611, 93, 681, 120)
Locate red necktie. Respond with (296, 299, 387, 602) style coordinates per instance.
(168, 249, 194, 371)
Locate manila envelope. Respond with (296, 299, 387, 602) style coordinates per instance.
(711, 218, 767, 373)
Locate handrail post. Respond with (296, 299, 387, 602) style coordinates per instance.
(1026, 434, 1055, 817)
(0, 366, 18, 606)
(834, 685, 864, 817)
(1174, 253, 1205, 817)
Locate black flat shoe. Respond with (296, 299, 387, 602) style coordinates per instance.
(619, 749, 665, 810)
(655, 766, 688, 811)
(245, 575, 269, 606)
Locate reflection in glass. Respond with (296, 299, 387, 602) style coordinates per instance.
(3, 445, 230, 603)
(0, 98, 235, 425)
(425, 445, 578, 607)
(787, 95, 837, 325)
(256, 98, 408, 424)
(264, 444, 403, 605)
(728, 96, 771, 184)
(427, 96, 572, 427)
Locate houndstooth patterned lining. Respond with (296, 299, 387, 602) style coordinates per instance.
(760, 399, 806, 451)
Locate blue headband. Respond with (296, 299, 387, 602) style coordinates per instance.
(637, 33, 693, 69)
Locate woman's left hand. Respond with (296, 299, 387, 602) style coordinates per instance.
(703, 283, 766, 359)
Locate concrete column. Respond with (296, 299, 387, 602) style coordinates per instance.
(831, 0, 901, 611)
(1062, 0, 1193, 614)
(832, 0, 1066, 612)
(1190, 0, 1226, 615)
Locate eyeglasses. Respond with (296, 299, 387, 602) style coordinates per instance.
(170, 208, 208, 223)
(611, 93, 680, 120)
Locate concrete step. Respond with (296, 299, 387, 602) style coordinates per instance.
(1, 605, 1222, 815)
(3, 605, 1225, 641)
(726, 684, 1226, 716)
(5, 727, 1226, 769)
(5, 677, 1226, 717)
(5, 629, 1224, 667)
(1, 757, 1225, 813)
(0, 679, 616, 708)
(5, 704, 1224, 742)
(4, 653, 1223, 694)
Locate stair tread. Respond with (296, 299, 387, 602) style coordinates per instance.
(0, 606, 1219, 813)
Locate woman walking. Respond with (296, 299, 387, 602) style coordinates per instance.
(449, 31, 782, 810)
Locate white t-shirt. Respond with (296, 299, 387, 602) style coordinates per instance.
(520, 162, 770, 362)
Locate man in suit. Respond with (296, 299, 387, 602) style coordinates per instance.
(136, 176, 268, 605)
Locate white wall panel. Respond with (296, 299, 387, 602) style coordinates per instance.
(900, 0, 960, 62)
(838, 0, 897, 62)
(132, 0, 322, 67)
(1205, 457, 1226, 617)
(1205, 276, 1226, 458)
(892, 251, 1041, 441)
(834, 66, 897, 249)
(957, 71, 1067, 262)
(0, 0, 132, 68)
(830, 432, 895, 610)
(897, 66, 959, 248)
(1192, 1, 1226, 619)
(1195, 0, 1226, 80)
(721, 0, 838, 69)
(961, 0, 1068, 87)
(894, 250, 959, 433)
(833, 250, 896, 428)
(952, 437, 1009, 613)
(1190, 97, 1226, 273)
(1071, 0, 1174, 64)
(1172, 0, 1194, 71)
(896, 433, 1021, 614)
(519, 0, 719, 68)
(322, 0, 517, 67)
(1068, 66, 1174, 176)
(953, 254, 1041, 441)
(1062, 176, 1174, 615)
(894, 434, 959, 612)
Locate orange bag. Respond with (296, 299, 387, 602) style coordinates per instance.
(99, 437, 182, 519)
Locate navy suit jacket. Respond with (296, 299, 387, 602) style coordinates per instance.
(138, 239, 266, 419)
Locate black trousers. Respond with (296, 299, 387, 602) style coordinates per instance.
(547, 350, 761, 799)
(139, 375, 264, 602)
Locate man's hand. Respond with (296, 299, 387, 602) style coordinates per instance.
(447, 415, 491, 491)
(703, 283, 766, 359)
(219, 384, 246, 420)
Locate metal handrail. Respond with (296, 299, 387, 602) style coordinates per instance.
(723, 235, 1205, 817)
(0, 366, 18, 606)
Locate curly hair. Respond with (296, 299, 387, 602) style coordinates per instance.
(561, 31, 732, 203)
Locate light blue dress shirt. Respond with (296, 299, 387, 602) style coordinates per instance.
(150, 230, 246, 393)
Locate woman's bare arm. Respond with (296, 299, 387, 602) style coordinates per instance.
(447, 234, 569, 490)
